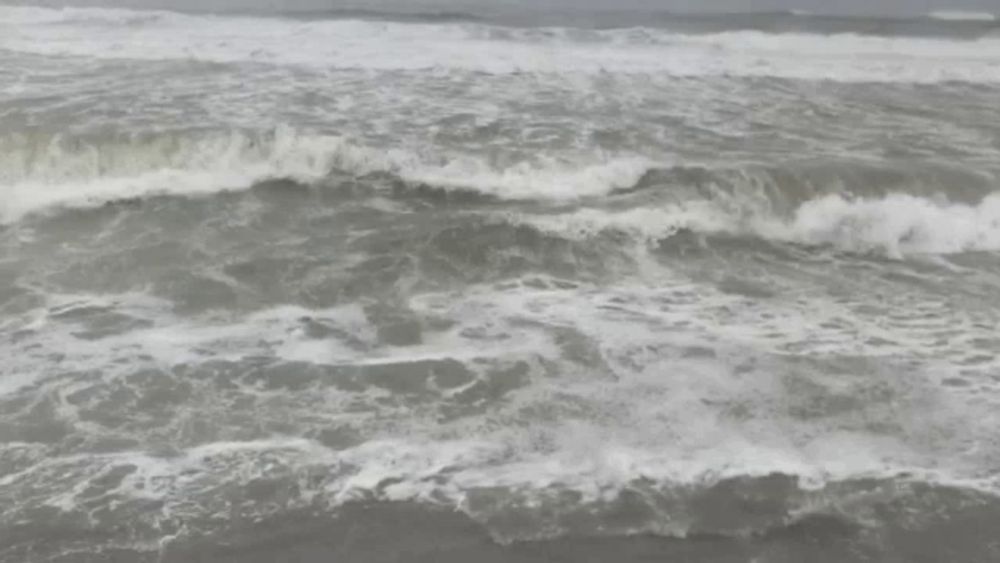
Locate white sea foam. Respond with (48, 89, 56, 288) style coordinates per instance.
(786, 193, 1000, 257)
(1, 6, 1000, 82)
(21, 435, 986, 511)
(4, 275, 999, 534)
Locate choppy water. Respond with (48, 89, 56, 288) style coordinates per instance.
(2, 4, 1000, 562)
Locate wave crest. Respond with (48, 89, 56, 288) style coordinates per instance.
(0, 127, 651, 222)
(928, 11, 997, 22)
(516, 191, 1000, 258)
(0, 128, 358, 222)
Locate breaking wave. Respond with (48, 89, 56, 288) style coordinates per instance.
(4, 126, 1000, 258)
(516, 193, 1000, 258)
(6, 435, 993, 544)
(0, 127, 653, 222)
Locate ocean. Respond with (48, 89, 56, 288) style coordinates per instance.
(2, 3, 1000, 562)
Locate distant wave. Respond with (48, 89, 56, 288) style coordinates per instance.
(3, 6, 1000, 83)
(928, 11, 997, 22)
(4, 5, 998, 32)
(272, 7, 484, 24)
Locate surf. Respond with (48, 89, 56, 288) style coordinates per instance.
(3, 6, 1000, 82)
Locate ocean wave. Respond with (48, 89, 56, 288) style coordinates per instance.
(277, 7, 485, 23)
(5, 127, 1000, 258)
(0, 128, 357, 223)
(928, 11, 997, 22)
(512, 191, 1000, 258)
(2, 6, 1000, 82)
(5, 434, 995, 544)
(0, 128, 652, 222)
